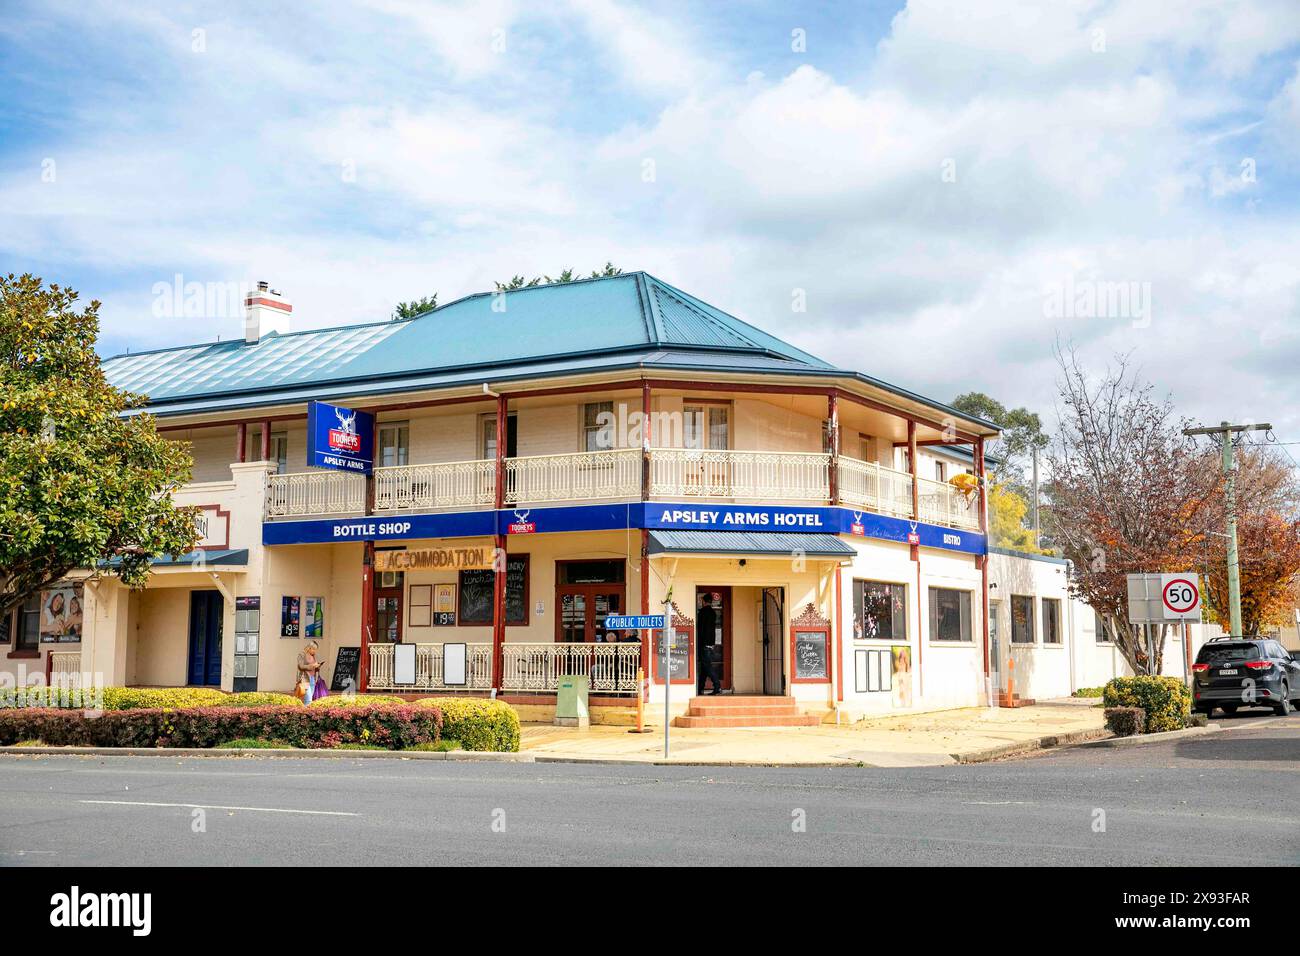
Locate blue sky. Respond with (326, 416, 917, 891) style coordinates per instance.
(3, 0, 1300, 437)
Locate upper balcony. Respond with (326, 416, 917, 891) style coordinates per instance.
(263, 447, 982, 531)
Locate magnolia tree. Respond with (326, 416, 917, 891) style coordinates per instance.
(0, 274, 198, 620)
(1048, 347, 1217, 675)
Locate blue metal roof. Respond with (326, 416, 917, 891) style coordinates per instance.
(100, 271, 998, 434)
(647, 530, 856, 558)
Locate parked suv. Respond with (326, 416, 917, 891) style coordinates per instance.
(1192, 638, 1300, 717)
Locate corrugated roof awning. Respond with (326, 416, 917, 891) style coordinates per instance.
(99, 549, 249, 570)
(646, 530, 855, 559)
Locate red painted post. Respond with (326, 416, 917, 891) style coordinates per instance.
(907, 419, 919, 518)
(360, 541, 375, 693)
(260, 419, 271, 461)
(235, 422, 246, 464)
(827, 392, 839, 506)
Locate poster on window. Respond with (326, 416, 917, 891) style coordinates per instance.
(891, 644, 913, 709)
(303, 597, 324, 638)
(40, 584, 84, 643)
(281, 596, 301, 638)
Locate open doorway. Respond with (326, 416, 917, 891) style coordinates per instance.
(694, 586, 730, 693)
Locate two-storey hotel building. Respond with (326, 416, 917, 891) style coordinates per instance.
(11, 272, 1052, 722)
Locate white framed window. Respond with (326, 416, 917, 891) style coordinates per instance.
(683, 403, 729, 450)
(928, 588, 972, 642)
(377, 421, 409, 468)
(480, 413, 517, 459)
(1011, 595, 1036, 644)
(269, 433, 288, 474)
(582, 401, 614, 451)
(935, 460, 947, 482)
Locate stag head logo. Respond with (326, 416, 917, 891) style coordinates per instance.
(335, 407, 357, 435)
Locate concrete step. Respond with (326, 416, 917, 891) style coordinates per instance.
(687, 700, 801, 717)
(674, 713, 823, 728)
(686, 695, 796, 709)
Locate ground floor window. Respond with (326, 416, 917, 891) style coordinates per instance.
(928, 588, 971, 642)
(1011, 595, 1035, 643)
(1042, 598, 1062, 644)
(9, 594, 40, 653)
(457, 555, 529, 626)
(852, 579, 907, 641)
(557, 559, 626, 643)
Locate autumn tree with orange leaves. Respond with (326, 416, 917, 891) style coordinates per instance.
(1196, 448, 1300, 636)
(1047, 347, 1217, 675)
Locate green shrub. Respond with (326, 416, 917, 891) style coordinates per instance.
(1184, 712, 1209, 729)
(218, 738, 291, 749)
(221, 692, 302, 708)
(413, 697, 520, 752)
(406, 739, 462, 752)
(1072, 686, 1105, 698)
(0, 704, 443, 750)
(1104, 706, 1145, 737)
(1103, 676, 1190, 733)
(308, 694, 406, 708)
(102, 687, 229, 710)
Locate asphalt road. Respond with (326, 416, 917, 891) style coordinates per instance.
(1, 718, 1296, 866)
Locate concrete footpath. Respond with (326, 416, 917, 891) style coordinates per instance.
(520, 697, 1109, 766)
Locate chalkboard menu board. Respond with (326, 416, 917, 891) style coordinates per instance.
(331, 646, 361, 691)
(653, 629, 692, 683)
(793, 630, 829, 681)
(458, 556, 528, 625)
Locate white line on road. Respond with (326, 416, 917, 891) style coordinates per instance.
(79, 800, 358, 817)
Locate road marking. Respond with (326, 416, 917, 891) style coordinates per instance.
(79, 800, 357, 817)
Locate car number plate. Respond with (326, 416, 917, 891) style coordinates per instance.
(1219, 668, 1238, 675)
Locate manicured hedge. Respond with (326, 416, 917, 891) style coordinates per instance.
(414, 697, 520, 752)
(220, 692, 302, 708)
(308, 694, 406, 708)
(1103, 676, 1190, 734)
(1104, 706, 1145, 737)
(0, 704, 442, 750)
(0, 686, 230, 711)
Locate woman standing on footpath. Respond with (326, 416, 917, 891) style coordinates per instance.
(296, 640, 323, 703)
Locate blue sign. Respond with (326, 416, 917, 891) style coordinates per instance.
(604, 614, 665, 630)
(306, 400, 374, 474)
(263, 500, 985, 556)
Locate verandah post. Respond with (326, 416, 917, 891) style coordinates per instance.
(360, 540, 375, 693)
(907, 418, 919, 518)
(640, 381, 652, 702)
(827, 391, 839, 505)
(492, 393, 507, 691)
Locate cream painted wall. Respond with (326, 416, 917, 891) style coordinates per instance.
(131, 588, 191, 687)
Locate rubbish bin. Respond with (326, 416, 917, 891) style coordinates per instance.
(555, 674, 590, 728)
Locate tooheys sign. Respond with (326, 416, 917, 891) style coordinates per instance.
(307, 400, 375, 474)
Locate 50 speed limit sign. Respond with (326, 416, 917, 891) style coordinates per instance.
(1161, 574, 1200, 619)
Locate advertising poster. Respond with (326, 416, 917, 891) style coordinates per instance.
(40, 584, 84, 643)
(281, 596, 301, 638)
(891, 644, 913, 709)
(303, 597, 324, 638)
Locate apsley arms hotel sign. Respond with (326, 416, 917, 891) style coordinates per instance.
(307, 400, 375, 474)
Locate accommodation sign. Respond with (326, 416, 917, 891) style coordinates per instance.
(373, 546, 496, 573)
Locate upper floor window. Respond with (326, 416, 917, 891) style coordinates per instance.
(269, 433, 288, 474)
(684, 403, 728, 450)
(583, 402, 614, 451)
(935, 460, 947, 482)
(378, 422, 409, 468)
(1011, 595, 1036, 643)
(481, 413, 518, 460)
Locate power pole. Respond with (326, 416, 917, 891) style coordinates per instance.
(1031, 445, 1040, 539)
(1183, 420, 1271, 636)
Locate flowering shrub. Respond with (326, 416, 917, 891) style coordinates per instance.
(0, 704, 442, 750)
(413, 697, 520, 752)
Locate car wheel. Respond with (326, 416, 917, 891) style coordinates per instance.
(1219, 704, 1238, 715)
(1274, 685, 1293, 716)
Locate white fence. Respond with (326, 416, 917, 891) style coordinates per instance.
(505, 449, 641, 504)
(366, 642, 642, 695)
(837, 458, 914, 518)
(648, 448, 830, 502)
(916, 475, 981, 530)
(266, 470, 366, 517)
(374, 459, 495, 512)
(367, 642, 494, 691)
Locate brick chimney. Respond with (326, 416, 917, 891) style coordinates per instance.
(243, 281, 292, 343)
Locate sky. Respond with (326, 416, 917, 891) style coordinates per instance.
(2, 0, 1300, 444)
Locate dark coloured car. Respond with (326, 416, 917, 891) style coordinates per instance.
(1192, 637, 1300, 717)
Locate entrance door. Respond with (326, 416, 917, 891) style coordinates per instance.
(187, 591, 224, 687)
(695, 587, 731, 691)
(555, 560, 626, 643)
(988, 599, 1002, 695)
(761, 587, 785, 695)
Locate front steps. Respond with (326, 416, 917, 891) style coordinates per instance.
(997, 691, 1036, 708)
(673, 695, 821, 728)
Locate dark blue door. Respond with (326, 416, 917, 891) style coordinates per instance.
(187, 591, 224, 686)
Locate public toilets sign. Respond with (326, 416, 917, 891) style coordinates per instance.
(306, 400, 375, 474)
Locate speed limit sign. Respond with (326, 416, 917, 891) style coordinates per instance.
(1161, 574, 1200, 619)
